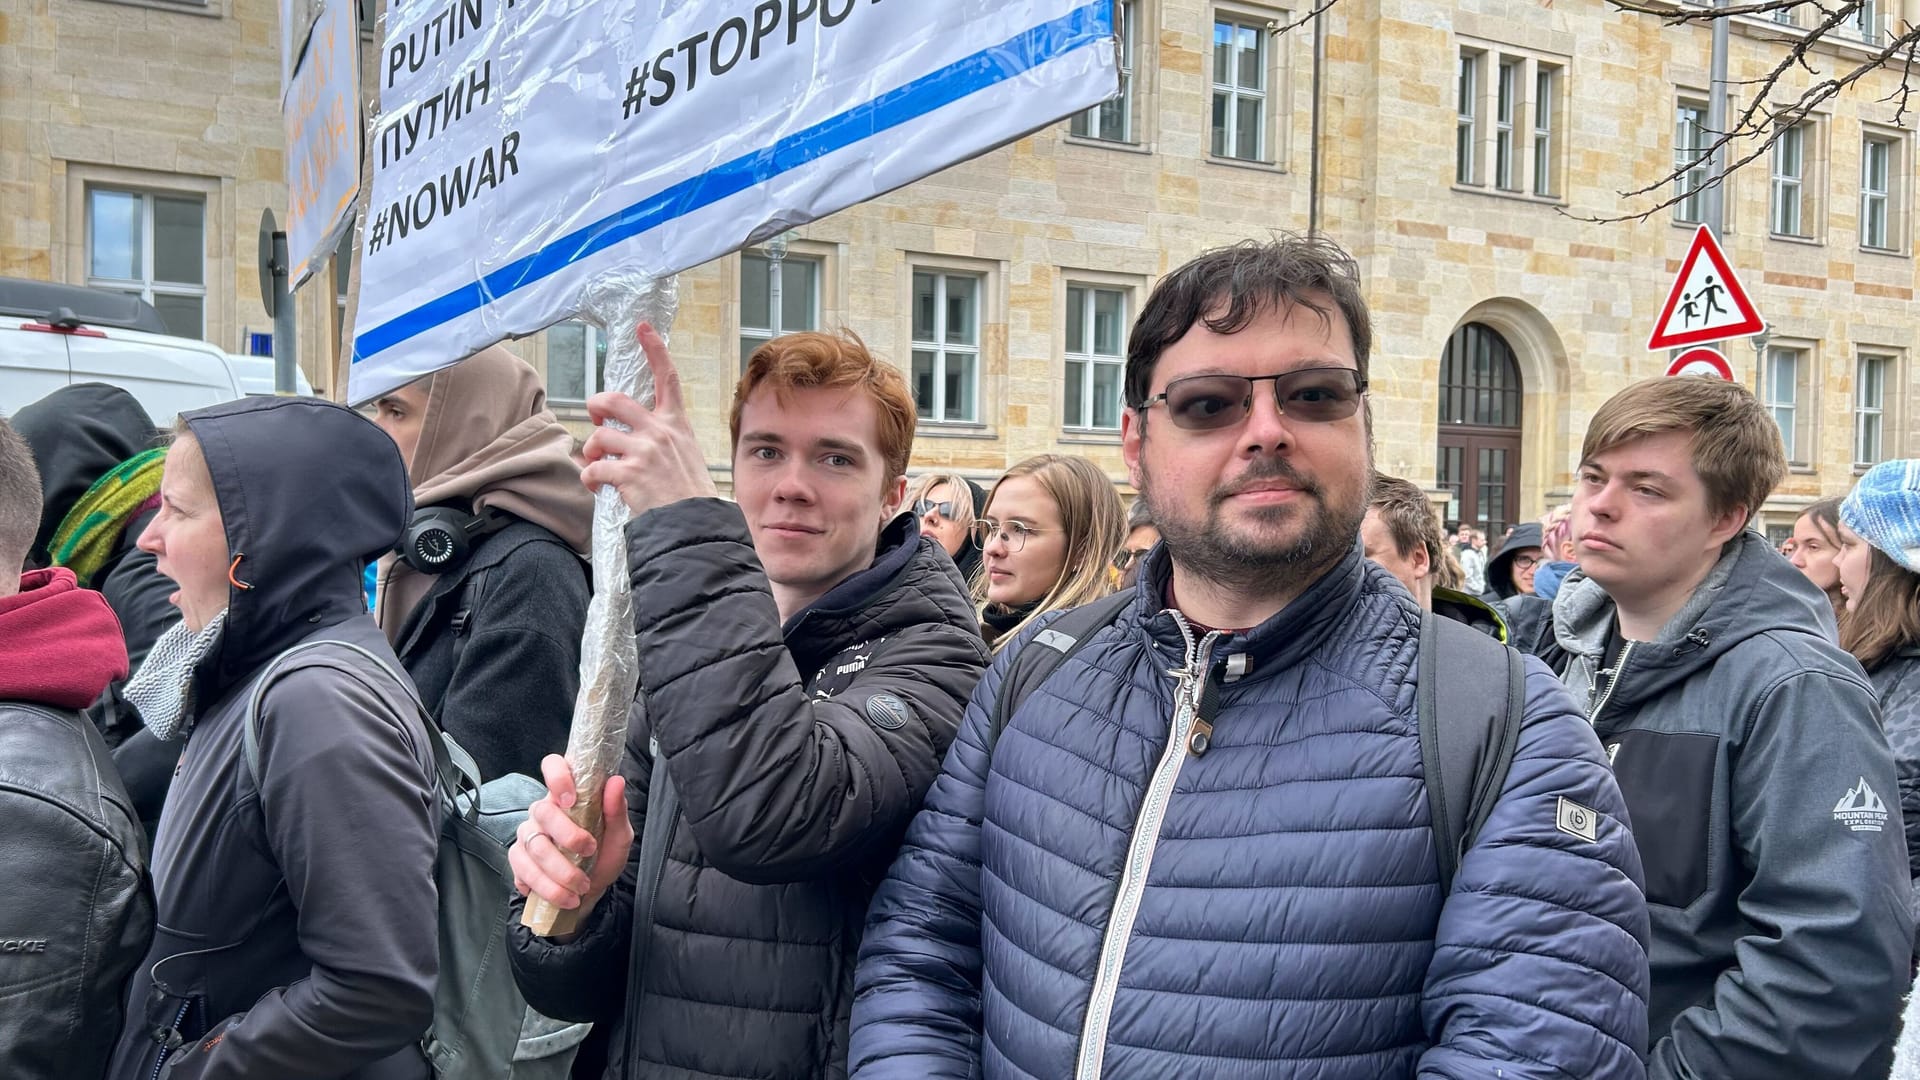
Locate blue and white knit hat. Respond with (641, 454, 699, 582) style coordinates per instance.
(1841, 459, 1920, 572)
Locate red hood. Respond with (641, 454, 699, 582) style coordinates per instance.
(0, 567, 129, 709)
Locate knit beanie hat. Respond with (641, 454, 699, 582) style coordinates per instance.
(1841, 459, 1920, 572)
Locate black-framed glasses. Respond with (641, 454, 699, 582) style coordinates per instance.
(1510, 554, 1541, 572)
(1112, 547, 1152, 572)
(1136, 367, 1367, 431)
(913, 499, 955, 519)
(971, 517, 1048, 552)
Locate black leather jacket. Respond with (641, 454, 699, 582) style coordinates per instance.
(0, 700, 154, 1079)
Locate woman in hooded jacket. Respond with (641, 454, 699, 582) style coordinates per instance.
(369, 346, 593, 782)
(908, 471, 988, 585)
(973, 454, 1125, 649)
(108, 396, 439, 1080)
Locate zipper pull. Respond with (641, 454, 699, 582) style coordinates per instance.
(1188, 716, 1213, 756)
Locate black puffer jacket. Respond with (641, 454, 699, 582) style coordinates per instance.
(508, 499, 990, 1080)
(389, 519, 588, 780)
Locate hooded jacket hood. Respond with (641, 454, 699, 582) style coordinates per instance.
(1552, 529, 1840, 709)
(0, 566, 130, 709)
(1485, 522, 1545, 600)
(11, 383, 158, 566)
(374, 346, 592, 638)
(181, 396, 412, 701)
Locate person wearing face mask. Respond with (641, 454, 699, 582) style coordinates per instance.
(369, 346, 593, 782)
(907, 471, 988, 584)
(107, 397, 438, 1080)
(1791, 497, 1848, 624)
(1832, 463, 1920, 930)
(972, 454, 1126, 648)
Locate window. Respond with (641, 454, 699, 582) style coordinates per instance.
(545, 321, 606, 404)
(739, 250, 821, 370)
(1674, 99, 1711, 224)
(1861, 135, 1893, 249)
(1857, 353, 1890, 465)
(1763, 345, 1809, 464)
(1072, 0, 1136, 142)
(1456, 51, 1482, 185)
(911, 271, 981, 423)
(85, 187, 205, 339)
(1456, 44, 1562, 198)
(1770, 123, 1808, 237)
(1855, 0, 1879, 41)
(1211, 17, 1267, 161)
(1064, 285, 1127, 430)
(1532, 67, 1556, 197)
(1494, 59, 1519, 191)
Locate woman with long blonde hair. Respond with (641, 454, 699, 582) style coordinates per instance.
(972, 454, 1126, 649)
(906, 472, 987, 584)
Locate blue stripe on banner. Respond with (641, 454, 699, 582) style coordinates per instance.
(355, 2, 1113, 363)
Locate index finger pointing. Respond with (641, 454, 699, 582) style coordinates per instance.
(637, 322, 682, 415)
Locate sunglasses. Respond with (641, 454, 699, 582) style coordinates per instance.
(1137, 367, 1367, 431)
(1112, 547, 1152, 572)
(913, 499, 955, 519)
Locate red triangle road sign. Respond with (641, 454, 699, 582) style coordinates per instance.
(1647, 225, 1766, 351)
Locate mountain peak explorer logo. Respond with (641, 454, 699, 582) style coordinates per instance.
(1833, 777, 1889, 833)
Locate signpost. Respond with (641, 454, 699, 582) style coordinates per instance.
(346, 0, 1121, 404)
(1648, 225, 1765, 352)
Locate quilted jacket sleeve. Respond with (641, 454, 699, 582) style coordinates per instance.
(1418, 659, 1652, 1080)
(626, 499, 988, 885)
(848, 626, 1031, 1078)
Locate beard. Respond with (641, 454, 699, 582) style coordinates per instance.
(1140, 455, 1364, 598)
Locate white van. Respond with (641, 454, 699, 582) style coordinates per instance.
(0, 278, 245, 425)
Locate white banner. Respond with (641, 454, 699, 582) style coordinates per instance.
(284, 0, 363, 285)
(347, 0, 1118, 404)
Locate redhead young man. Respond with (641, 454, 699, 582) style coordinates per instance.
(506, 328, 989, 1080)
(1551, 377, 1911, 1080)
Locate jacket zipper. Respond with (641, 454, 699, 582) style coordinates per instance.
(1587, 641, 1635, 726)
(1074, 618, 1218, 1080)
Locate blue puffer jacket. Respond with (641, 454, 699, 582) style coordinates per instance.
(851, 547, 1651, 1079)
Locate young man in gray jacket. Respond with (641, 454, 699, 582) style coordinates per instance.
(1553, 376, 1912, 1079)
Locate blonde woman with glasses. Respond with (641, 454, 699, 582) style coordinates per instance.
(972, 454, 1126, 648)
(907, 472, 988, 585)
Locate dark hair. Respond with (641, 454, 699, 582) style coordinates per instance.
(1126, 497, 1154, 532)
(0, 415, 43, 576)
(1840, 545, 1920, 672)
(1799, 496, 1843, 547)
(1125, 235, 1372, 409)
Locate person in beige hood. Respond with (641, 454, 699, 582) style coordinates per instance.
(371, 345, 593, 780)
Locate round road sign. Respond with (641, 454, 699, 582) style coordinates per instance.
(1666, 347, 1734, 381)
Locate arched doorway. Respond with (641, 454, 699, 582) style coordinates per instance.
(1436, 322, 1524, 536)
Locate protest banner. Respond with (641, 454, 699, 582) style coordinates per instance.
(284, 0, 363, 285)
(346, 0, 1120, 404)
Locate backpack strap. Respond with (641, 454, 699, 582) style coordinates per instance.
(241, 639, 482, 817)
(1418, 610, 1527, 893)
(984, 590, 1136, 757)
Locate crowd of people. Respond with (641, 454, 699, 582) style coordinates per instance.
(5, 232, 1920, 1079)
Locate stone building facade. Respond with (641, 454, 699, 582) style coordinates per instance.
(4, 0, 1915, 538)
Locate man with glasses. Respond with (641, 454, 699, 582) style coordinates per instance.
(1113, 499, 1159, 589)
(852, 236, 1650, 1079)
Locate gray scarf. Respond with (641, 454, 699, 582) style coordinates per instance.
(125, 610, 229, 742)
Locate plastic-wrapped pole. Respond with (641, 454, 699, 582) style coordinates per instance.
(522, 272, 678, 937)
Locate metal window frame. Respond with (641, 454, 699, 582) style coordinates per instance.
(912, 270, 983, 423)
(1064, 283, 1128, 431)
(1770, 124, 1807, 237)
(1856, 353, 1889, 465)
(738, 250, 824, 358)
(1532, 65, 1556, 197)
(1456, 51, 1482, 185)
(84, 186, 207, 338)
(1764, 346, 1804, 463)
(544, 320, 605, 404)
(1072, 0, 1137, 142)
(1674, 99, 1710, 224)
(1210, 16, 1267, 162)
(1494, 58, 1520, 191)
(1861, 136, 1891, 249)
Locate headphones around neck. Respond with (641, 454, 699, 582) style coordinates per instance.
(395, 504, 511, 574)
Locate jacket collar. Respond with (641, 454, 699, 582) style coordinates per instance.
(780, 514, 979, 671)
(1133, 540, 1369, 679)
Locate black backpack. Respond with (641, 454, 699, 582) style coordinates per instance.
(984, 595, 1525, 891)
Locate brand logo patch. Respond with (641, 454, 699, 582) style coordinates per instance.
(0, 939, 48, 953)
(865, 693, 911, 731)
(1834, 777, 1889, 833)
(1556, 797, 1599, 842)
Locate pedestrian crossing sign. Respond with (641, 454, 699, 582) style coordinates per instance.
(1647, 225, 1766, 351)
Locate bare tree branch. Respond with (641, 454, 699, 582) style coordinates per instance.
(1268, 0, 1340, 36)
(1568, 2, 1920, 222)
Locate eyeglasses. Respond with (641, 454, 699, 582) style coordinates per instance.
(971, 517, 1049, 552)
(1136, 367, 1367, 431)
(1510, 554, 1541, 572)
(913, 499, 955, 519)
(1112, 547, 1152, 572)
